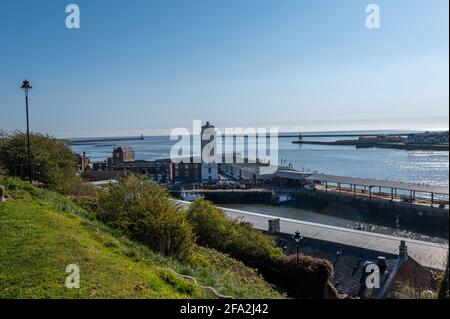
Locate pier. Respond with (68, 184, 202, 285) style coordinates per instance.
(276, 170, 449, 206)
(67, 135, 144, 145)
(281, 133, 414, 138)
(292, 140, 449, 151)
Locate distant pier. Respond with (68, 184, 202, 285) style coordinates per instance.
(282, 133, 414, 138)
(67, 135, 144, 145)
(292, 140, 449, 151)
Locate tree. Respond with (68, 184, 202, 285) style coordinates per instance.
(438, 255, 449, 299)
(280, 255, 338, 299)
(0, 131, 78, 191)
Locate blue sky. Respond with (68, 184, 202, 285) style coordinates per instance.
(0, 0, 448, 137)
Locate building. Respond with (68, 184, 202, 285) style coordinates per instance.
(221, 161, 274, 186)
(112, 146, 135, 164)
(169, 157, 201, 182)
(201, 121, 219, 182)
(278, 235, 439, 299)
(90, 146, 169, 182)
(358, 135, 404, 144)
(406, 131, 449, 145)
(76, 152, 91, 171)
(167, 121, 220, 183)
(112, 159, 170, 182)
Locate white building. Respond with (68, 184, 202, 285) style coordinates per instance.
(201, 121, 219, 182)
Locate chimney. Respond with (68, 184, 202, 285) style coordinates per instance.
(268, 219, 280, 234)
(399, 240, 408, 260)
(377, 256, 387, 274)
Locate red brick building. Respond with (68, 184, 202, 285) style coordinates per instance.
(112, 146, 135, 165)
(169, 157, 201, 181)
(76, 152, 91, 171)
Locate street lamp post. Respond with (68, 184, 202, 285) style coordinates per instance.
(293, 230, 303, 267)
(20, 80, 33, 183)
(293, 230, 303, 298)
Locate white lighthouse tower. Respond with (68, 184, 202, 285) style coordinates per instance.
(201, 121, 219, 182)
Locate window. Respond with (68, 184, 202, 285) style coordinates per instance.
(208, 168, 211, 174)
(175, 171, 179, 177)
(185, 164, 189, 170)
(185, 171, 189, 177)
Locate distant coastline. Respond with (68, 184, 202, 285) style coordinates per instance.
(65, 135, 145, 145)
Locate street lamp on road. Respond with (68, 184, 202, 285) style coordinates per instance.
(20, 80, 33, 183)
(293, 230, 303, 267)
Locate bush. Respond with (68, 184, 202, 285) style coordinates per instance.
(389, 282, 437, 299)
(186, 199, 283, 270)
(438, 256, 449, 299)
(98, 175, 195, 260)
(0, 131, 79, 192)
(279, 255, 338, 299)
(73, 195, 100, 212)
(186, 199, 338, 298)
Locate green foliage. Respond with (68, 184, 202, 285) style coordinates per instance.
(98, 175, 195, 261)
(0, 199, 205, 299)
(0, 179, 282, 299)
(0, 131, 79, 192)
(186, 199, 338, 299)
(438, 257, 449, 299)
(186, 199, 284, 269)
(389, 282, 437, 299)
(72, 195, 100, 213)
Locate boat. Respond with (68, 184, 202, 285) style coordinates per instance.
(271, 191, 293, 205)
(180, 187, 205, 202)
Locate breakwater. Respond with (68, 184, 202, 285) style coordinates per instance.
(67, 135, 144, 145)
(293, 140, 449, 151)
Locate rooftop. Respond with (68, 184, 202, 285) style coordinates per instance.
(278, 234, 399, 298)
(190, 203, 448, 270)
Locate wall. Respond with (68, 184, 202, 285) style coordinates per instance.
(292, 190, 449, 238)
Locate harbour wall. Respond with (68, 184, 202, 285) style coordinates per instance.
(174, 188, 448, 238)
(291, 190, 448, 238)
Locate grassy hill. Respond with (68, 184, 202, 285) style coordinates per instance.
(0, 178, 283, 299)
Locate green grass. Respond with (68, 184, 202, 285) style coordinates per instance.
(0, 178, 283, 299)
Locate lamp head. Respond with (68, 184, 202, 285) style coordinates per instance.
(293, 230, 302, 243)
(21, 80, 32, 93)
